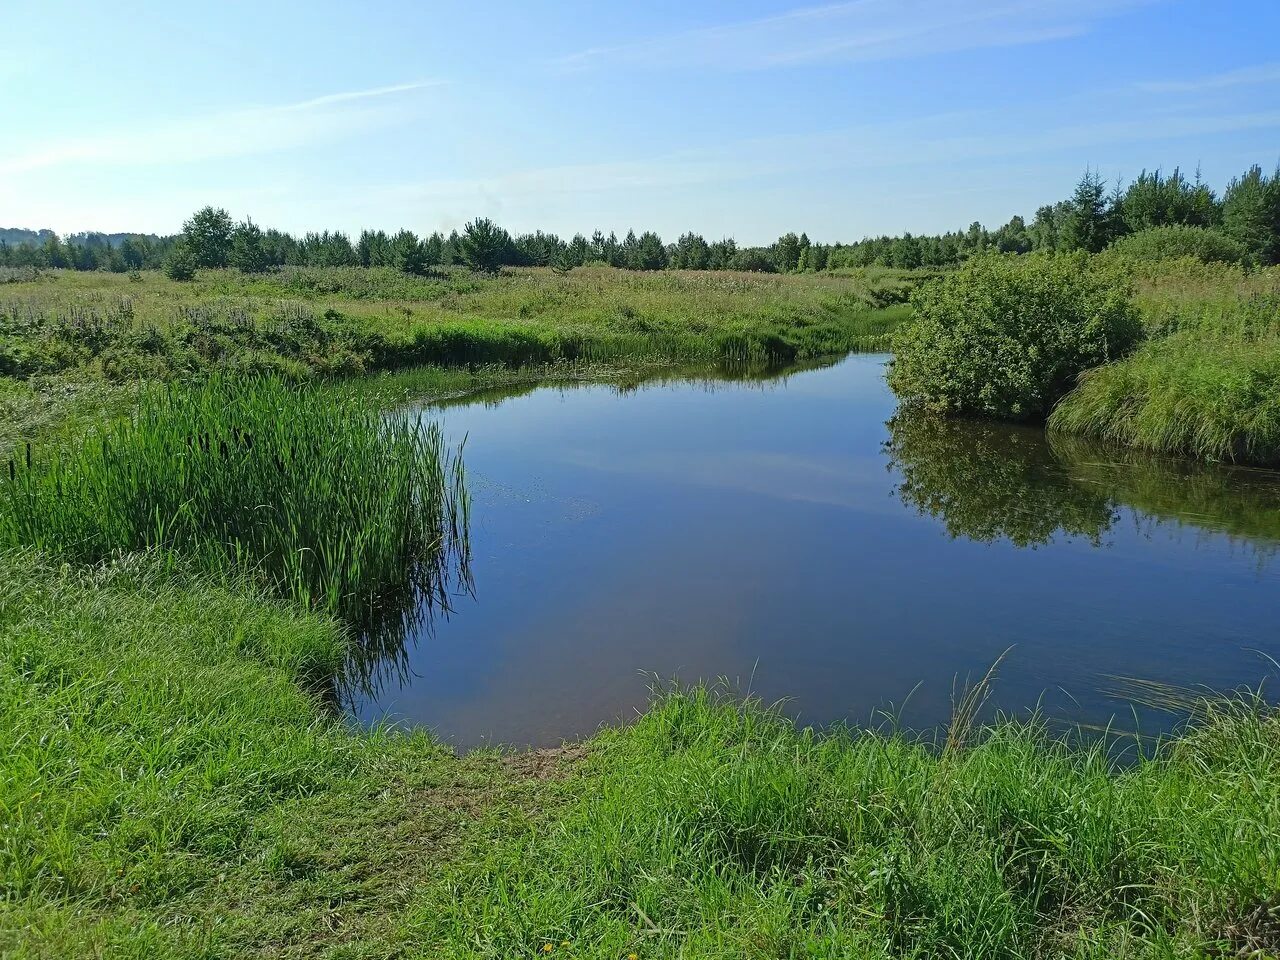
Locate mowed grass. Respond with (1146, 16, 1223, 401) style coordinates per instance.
(0, 552, 541, 959)
(0, 265, 911, 381)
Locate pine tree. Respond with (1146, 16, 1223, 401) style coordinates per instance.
(1059, 170, 1111, 253)
(182, 206, 234, 268)
(229, 220, 269, 273)
(459, 218, 512, 273)
(1222, 165, 1280, 265)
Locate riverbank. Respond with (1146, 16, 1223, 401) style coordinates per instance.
(0, 265, 906, 383)
(1049, 258, 1280, 465)
(4, 547, 1276, 957)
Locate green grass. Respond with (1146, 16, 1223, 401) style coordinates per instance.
(1, 377, 468, 629)
(1047, 259, 1280, 465)
(4, 556, 1277, 959)
(0, 265, 909, 381)
(3, 258, 1279, 957)
(409, 686, 1280, 959)
(0, 551, 543, 959)
(1050, 331, 1280, 465)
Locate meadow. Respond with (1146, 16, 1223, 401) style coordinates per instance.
(2, 259, 1279, 957)
(0, 265, 908, 383)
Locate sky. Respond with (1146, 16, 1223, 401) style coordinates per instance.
(3, 0, 1280, 244)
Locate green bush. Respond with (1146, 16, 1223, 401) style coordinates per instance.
(163, 243, 197, 281)
(888, 253, 1141, 420)
(1105, 225, 1247, 265)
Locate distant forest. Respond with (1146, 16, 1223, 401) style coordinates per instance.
(3, 164, 1277, 276)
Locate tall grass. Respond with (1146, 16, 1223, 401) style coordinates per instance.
(0, 266, 909, 381)
(413, 685, 1280, 959)
(1050, 331, 1280, 465)
(0, 376, 469, 630)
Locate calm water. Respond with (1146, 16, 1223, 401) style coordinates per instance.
(352, 354, 1280, 748)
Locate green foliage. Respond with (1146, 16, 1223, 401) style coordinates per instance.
(1105, 225, 1246, 264)
(631, 230, 668, 270)
(1222, 164, 1280, 265)
(181, 205, 234, 269)
(774, 231, 803, 272)
(669, 232, 711, 270)
(1050, 330, 1280, 465)
(888, 253, 1142, 420)
(162, 242, 197, 281)
(1119, 167, 1219, 232)
(1058, 169, 1118, 253)
(389, 228, 429, 275)
(459, 218, 513, 273)
(0, 377, 468, 620)
(228, 219, 269, 273)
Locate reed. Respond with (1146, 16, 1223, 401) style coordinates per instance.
(0, 376, 468, 628)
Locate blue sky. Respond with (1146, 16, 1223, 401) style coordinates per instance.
(4, 0, 1279, 243)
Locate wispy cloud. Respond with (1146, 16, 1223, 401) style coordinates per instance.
(1138, 62, 1280, 94)
(552, 0, 1153, 72)
(378, 106, 1280, 206)
(0, 80, 444, 176)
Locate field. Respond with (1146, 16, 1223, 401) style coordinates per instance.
(0, 266, 909, 382)
(3, 261, 1279, 957)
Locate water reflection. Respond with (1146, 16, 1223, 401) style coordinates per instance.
(886, 411, 1280, 556)
(334, 453, 474, 706)
(349, 354, 1280, 747)
(885, 414, 1116, 547)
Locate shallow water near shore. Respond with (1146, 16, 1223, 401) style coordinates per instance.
(350, 354, 1280, 749)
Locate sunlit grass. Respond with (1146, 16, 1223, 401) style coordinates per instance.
(0, 265, 910, 380)
(1050, 331, 1280, 465)
(412, 684, 1280, 959)
(0, 376, 468, 624)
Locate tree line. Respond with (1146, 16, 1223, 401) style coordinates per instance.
(828, 165, 1279, 269)
(3, 163, 1277, 277)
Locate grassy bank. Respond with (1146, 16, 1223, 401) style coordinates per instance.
(0, 265, 908, 381)
(3, 260, 1279, 957)
(0, 552, 545, 958)
(414, 687, 1280, 959)
(1050, 259, 1280, 464)
(5, 558, 1276, 959)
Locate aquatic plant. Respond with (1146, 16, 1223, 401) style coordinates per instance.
(0, 376, 469, 628)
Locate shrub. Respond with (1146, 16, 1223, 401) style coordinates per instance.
(888, 253, 1141, 420)
(164, 243, 198, 281)
(1105, 225, 1247, 265)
